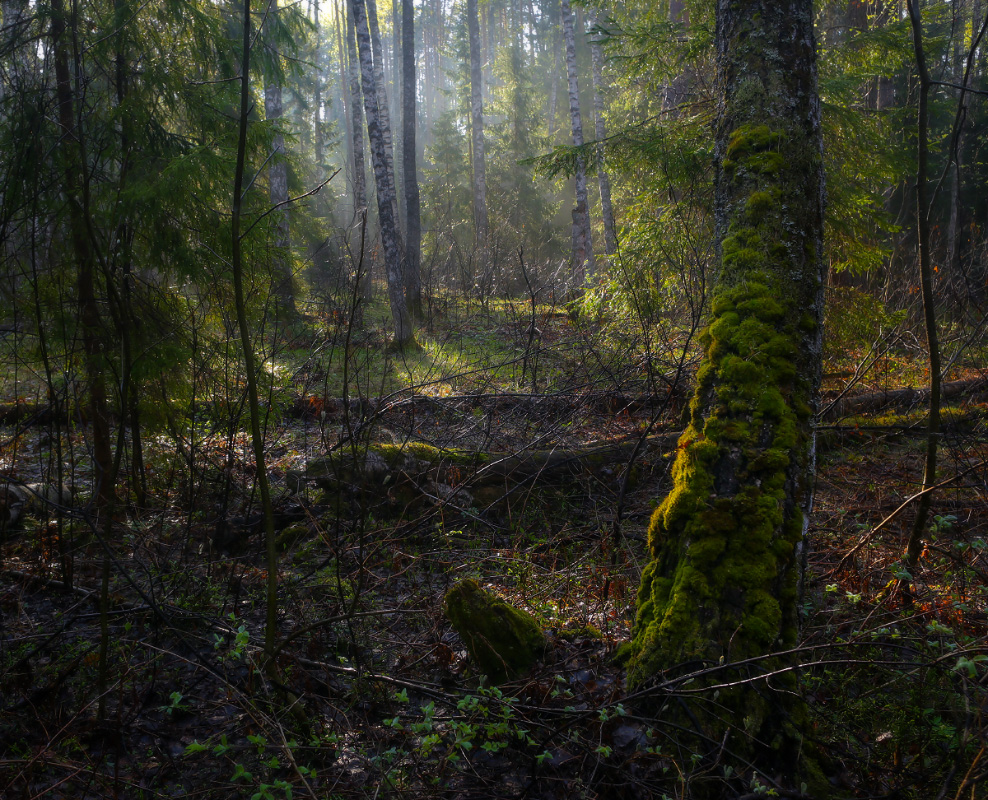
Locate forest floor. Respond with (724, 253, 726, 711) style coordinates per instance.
(0, 300, 986, 799)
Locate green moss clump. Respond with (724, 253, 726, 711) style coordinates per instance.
(444, 579, 546, 684)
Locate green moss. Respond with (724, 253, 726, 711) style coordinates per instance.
(725, 124, 782, 161)
(630, 276, 811, 688)
(444, 579, 546, 684)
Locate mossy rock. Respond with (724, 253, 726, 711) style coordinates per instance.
(443, 579, 546, 684)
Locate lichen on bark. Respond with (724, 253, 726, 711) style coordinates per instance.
(627, 0, 826, 769)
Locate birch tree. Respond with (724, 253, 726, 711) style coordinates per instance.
(587, 7, 617, 256)
(467, 0, 489, 256)
(344, 0, 367, 220)
(350, 0, 414, 346)
(402, 0, 422, 315)
(366, 0, 400, 227)
(560, 0, 593, 283)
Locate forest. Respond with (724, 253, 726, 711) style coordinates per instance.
(0, 0, 986, 797)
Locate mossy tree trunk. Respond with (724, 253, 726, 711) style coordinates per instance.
(628, 0, 825, 755)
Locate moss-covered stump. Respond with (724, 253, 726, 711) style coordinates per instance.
(443, 579, 545, 684)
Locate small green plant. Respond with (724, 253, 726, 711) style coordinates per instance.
(160, 691, 188, 716)
(214, 617, 250, 662)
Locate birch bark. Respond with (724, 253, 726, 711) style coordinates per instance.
(561, 0, 593, 284)
(351, 0, 414, 346)
(345, 0, 367, 219)
(587, 8, 617, 256)
(467, 0, 489, 250)
(402, 0, 422, 315)
(366, 0, 400, 228)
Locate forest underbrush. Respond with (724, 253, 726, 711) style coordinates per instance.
(1, 296, 986, 799)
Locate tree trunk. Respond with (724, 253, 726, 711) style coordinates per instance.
(232, 0, 279, 663)
(351, 0, 414, 347)
(560, 0, 593, 285)
(467, 0, 489, 253)
(366, 0, 400, 229)
(50, 0, 115, 512)
(547, 30, 560, 141)
(587, 8, 617, 257)
(264, 3, 294, 314)
(314, 0, 325, 168)
(344, 0, 367, 220)
(391, 0, 403, 225)
(628, 0, 826, 769)
(0, 0, 27, 100)
(401, 0, 422, 316)
(902, 0, 942, 590)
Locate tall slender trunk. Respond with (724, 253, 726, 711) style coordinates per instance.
(351, 0, 414, 346)
(232, 0, 279, 662)
(402, 0, 422, 316)
(111, 0, 146, 508)
(561, 0, 593, 284)
(903, 0, 942, 584)
(50, 0, 114, 511)
(314, 0, 324, 168)
(391, 0, 403, 225)
(467, 0, 489, 252)
(264, 3, 293, 313)
(366, 0, 400, 230)
(547, 9, 560, 141)
(345, 0, 367, 219)
(587, 8, 617, 256)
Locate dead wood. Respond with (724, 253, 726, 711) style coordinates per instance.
(303, 432, 682, 496)
(820, 376, 987, 421)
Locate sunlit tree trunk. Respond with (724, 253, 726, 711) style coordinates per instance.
(391, 0, 403, 223)
(587, 8, 617, 257)
(628, 0, 826, 768)
(561, 0, 593, 284)
(351, 0, 414, 346)
(265, 2, 294, 313)
(402, 0, 422, 316)
(547, 31, 560, 140)
(665, 0, 691, 112)
(314, 0, 325, 168)
(344, 0, 367, 220)
(467, 0, 489, 251)
(366, 0, 400, 228)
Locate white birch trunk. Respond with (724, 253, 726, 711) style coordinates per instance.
(351, 0, 414, 346)
(587, 8, 617, 256)
(366, 0, 401, 231)
(467, 0, 489, 248)
(345, 0, 367, 219)
(402, 0, 422, 315)
(561, 0, 593, 284)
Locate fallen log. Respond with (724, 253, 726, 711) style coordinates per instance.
(820, 377, 987, 421)
(301, 433, 682, 499)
